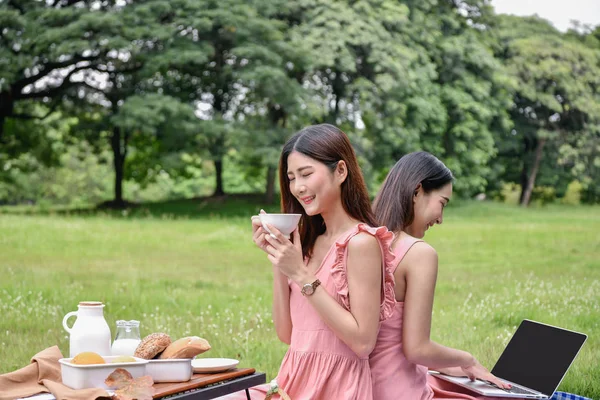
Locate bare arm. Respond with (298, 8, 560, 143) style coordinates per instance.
(401, 242, 474, 368)
(303, 233, 382, 357)
(252, 214, 292, 344)
(266, 230, 382, 358)
(272, 267, 292, 344)
(433, 366, 466, 376)
(401, 242, 510, 389)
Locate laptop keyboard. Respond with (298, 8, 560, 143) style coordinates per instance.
(503, 385, 538, 395)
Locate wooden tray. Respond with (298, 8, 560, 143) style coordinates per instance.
(153, 368, 256, 398)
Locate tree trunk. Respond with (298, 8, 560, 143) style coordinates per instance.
(266, 104, 286, 205)
(111, 126, 126, 207)
(518, 159, 529, 205)
(329, 66, 343, 123)
(0, 114, 5, 144)
(213, 158, 224, 196)
(265, 165, 276, 204)
(520, 138, 547, 207)
(519, 136, 532, 204)
(0, 93, 14, 144)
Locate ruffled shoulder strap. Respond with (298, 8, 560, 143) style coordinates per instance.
(330, 223, 397, 322)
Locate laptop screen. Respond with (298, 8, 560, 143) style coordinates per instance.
(491, 320, 587, 396)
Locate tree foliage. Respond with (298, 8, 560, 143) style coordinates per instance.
(1, 0, 599, 206)
(493, 15, 600, 205)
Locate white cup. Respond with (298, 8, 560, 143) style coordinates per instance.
(259, 213, 302, 239)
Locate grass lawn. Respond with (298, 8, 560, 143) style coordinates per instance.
(1, 198, 599, 397)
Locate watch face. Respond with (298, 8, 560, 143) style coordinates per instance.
(302, 283, 314, 295)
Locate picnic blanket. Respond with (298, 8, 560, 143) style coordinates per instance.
(0, 346, 110, 400)
(551, 392, 592, 400)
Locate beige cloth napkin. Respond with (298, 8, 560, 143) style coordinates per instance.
(0, 346, 110, 400)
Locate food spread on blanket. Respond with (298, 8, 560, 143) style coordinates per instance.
(69, 333, 211, 365)
(133, 333, 211, 360)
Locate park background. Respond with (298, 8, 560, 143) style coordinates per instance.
(1, 0, 599, 398)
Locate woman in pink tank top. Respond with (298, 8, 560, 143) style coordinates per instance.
(370, 151, 509, 400)
(223, 124, 396, 399)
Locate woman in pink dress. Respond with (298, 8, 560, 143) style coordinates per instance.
(370, 151, 509, 400)
(223, 124, 395, 399)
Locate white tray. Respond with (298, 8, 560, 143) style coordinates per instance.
(59, 355, 148, 390)
(146, 358, 193, 383)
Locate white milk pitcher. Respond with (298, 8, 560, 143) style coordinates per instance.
(62, 301, 112, 357)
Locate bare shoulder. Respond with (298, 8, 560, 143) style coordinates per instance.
(401, 241, 438, 272)
(346, 232, 382, 279)
(397, 231, 420, 242)
(346, 231, 381, 253)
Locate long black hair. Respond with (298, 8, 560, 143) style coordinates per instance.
(279, 124, 376, 259)
(373, 151, 453, 233)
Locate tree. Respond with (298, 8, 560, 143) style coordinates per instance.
(233, 0, 315, 203)
(108, 93, 198, 202)
(0, 1, 125, 142)
(172, 0, 298, 197)
(360, 0, 512, 195)
(493, 15, 600, 205)
(0, 102, 77, 203)
(1, 0, 211, 206)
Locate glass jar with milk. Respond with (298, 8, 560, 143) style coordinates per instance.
(111, 320, 141, 356)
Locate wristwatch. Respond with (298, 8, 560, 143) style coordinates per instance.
(301, 279, 321, 296)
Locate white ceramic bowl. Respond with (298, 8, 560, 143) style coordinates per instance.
(59, 355, 148, 390)
(259, 213, 301, 238)
(146, 358, 193, 383)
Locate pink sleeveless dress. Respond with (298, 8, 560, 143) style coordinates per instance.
(370, 237, 504, 400)
(222, 223, 396, 400)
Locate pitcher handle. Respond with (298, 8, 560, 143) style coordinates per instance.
(62, 311, 77, 334)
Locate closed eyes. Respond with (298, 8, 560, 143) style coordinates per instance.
(288, 172, 312, 182)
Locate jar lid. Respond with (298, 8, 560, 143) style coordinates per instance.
(78, 301, 103, 307)
(116, 320, 140, 327)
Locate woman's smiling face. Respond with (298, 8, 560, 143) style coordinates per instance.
(408, 182, 452, 238)
(286, 151, 344, 216)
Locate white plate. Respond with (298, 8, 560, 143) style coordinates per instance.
(191, 358, 239, 373)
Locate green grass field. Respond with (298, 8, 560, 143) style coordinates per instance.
(1, 198, 599, 398)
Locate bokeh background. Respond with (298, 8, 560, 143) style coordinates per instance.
(1, 0, 599, 207)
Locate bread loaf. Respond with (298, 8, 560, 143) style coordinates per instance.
(158, 336, 211, 359)
(134, 332, 171, 359)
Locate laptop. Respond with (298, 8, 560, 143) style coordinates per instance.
(429, 320, 587, 399)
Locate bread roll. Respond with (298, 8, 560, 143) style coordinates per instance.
(158, 336, 211, 359)
(134, 332, 171, 359)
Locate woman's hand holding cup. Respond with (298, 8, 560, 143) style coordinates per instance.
(251, 209, 269, 253)
(263, 225, 307, 283)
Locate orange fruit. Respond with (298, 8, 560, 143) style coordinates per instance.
(111, 356, 136, 363)
(71, 351, 106, 365)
